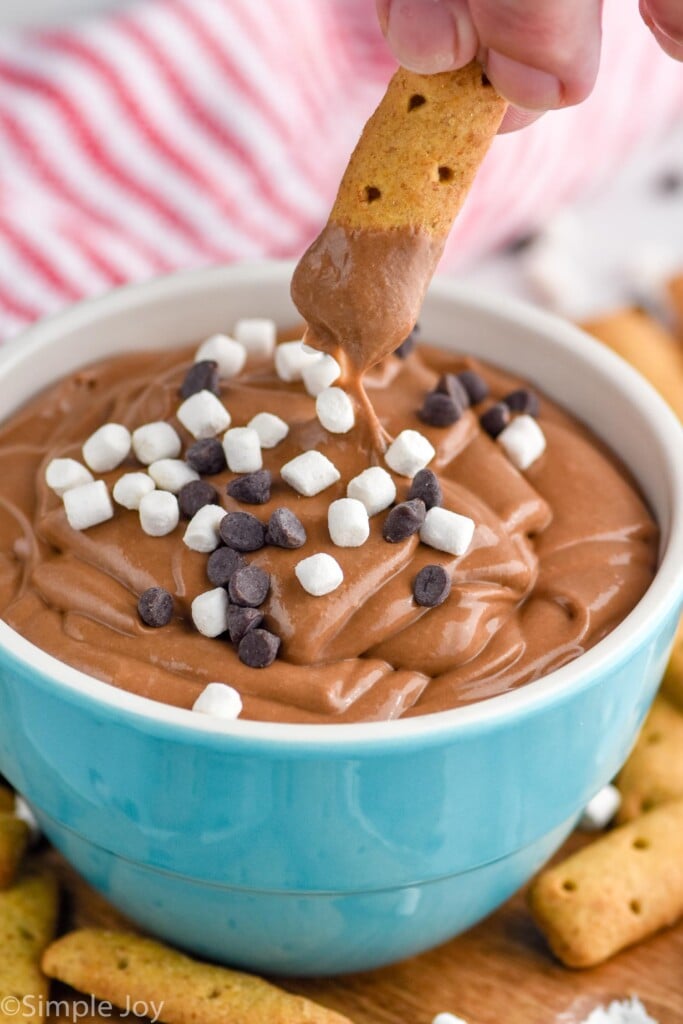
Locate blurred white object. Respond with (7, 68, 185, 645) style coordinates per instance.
(578, 784, 622, 832)
(0, 1, 123, 25)
(578, 996, 658, 1024)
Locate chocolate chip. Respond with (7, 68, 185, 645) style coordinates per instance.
(266, 507, 307, 549)
(435, 373, 470, 408)
(457, 370, 489, 405)
(180, 360, 220, 399)
(185, 437, 227, 475)
(413, 565, 451, 607)
(178, 479, 220, 519)
(503, 388, 540, 417)
(138, 586, 173, 627)
(227, 604, 263, 644)
(206, 546, 245, 586)
(395, 323, 420, 359)
(238, 628, 280, 668)
(407, 468, 442, 510)
(480, 402, 511, 438)
(219, 510, 266, 552)
(383, 499, 426, 543)
(228, 565, 270, 608)
(418, 391, 463, 427)
(227, 469, 272, 506)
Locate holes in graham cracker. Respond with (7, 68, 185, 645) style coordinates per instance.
(562, 879, 577, 892)
(629, 899, 642, 915)
(645, 731, 662, 745)
(438, 166, 454, 183)
(632, 837, 650, 850)
(116, 957, 129, 970)
(364, 186, 381, 204)
(206, 989, 220, 1000)
(408, 94, 426, 111)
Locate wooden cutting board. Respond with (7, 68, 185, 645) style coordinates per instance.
(40, 832, 683, 1024)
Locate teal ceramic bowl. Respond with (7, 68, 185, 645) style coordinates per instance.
(1, 264, 682, 976)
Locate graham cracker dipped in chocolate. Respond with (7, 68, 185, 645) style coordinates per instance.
(291, 62, 507, 371)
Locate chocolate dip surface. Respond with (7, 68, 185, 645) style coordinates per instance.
(0, 338, 657, 724)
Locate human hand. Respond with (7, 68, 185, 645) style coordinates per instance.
(377, 0, 683, 132)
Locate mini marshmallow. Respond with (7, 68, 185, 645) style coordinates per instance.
(139, 490, 179, 537)
(191, 587, 230, 637)
(45, 458, 94, 497)
(385, 429, 435, 478)
(177, 389, 231, 439)
(82, 423, 131, 473)
(13, 796, 41, 846)
(193, 682, 243, 720)
(316, 387, 355, 434)
(183, 504, 226, 553)
(247, 411, 289, 449)
(346, 466, 397, 516)
(148, 459, 199, 494)
(194, 333, 246, 378)
(295, 552, 344, 597)
(432, 1014, 469, 1024)
(328, 497, 370, 548)
(112, 471, 155, 510)
(233, 317, 276, 359)
(274, 340, 320, 382)
(132, 421, 181, 465)
(578, 784, 622, 833)
(223, 427, 263, 473)
(420, 506, 475, 557)
(281, 450, 340, 497)
(302, 354, 341, 396)
(497, 415, 546, 470)
(63, 480, 114, 531)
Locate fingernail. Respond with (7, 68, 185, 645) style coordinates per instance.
(486, 50, 562, 111)
(386, 0, 476, 74)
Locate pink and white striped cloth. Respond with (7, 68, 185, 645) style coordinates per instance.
(0, 0, 682, 341)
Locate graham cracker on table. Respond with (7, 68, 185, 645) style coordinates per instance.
(616, 695, 683, 822)
(0, 866, 59, 1024)
(43, 929, 354, 1024)
(0, 811, 30, 890)
(528, 799, 683, 968)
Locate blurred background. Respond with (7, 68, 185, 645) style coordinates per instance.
(0, 0, 681, 343)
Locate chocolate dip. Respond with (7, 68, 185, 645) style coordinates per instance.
(0, 336, 657, 723)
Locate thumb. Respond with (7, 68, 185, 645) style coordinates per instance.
(378, 0, 479, 74)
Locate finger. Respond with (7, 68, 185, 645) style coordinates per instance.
(472, 0, 602, 110)
(498, 107, 545, 133)
(381, 0, 479, 74)
(640, 0, 683, 60)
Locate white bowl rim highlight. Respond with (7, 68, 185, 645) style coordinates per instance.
(0, 262, 682, 746)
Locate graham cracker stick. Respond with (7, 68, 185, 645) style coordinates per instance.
(0, 785, 14, 813)
(43, 930, 354, 1024)
(528, 799, 683, 967)
(0, 811, 30, 889)
(0, 866, 59, 1024)
(581, 307, 683, 419)
(662, 615, 683, 709)
(616, 695, 683, 822)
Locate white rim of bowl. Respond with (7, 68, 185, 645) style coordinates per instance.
(1, 262, 682, 745)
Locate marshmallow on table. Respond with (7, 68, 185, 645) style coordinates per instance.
(420, 506, 475, 557)
(385, 430, 435, 478)
(295, 552, 344, 596)
(194, 333, 246, 378)
(432, 1014, 469, 1024)
(13, 796, 41, 845)
(274, 340, 320, 382)
(248, 411, 289, 449)
(132, 422, 181, 465)
(113, 472, 155, 510)
(183, 504, 226, 553)
(302, 354, 341, 396)
(578, 784, 622, 833)
(328, 498, 369, 548)
(316, 387, 355, 434)
(177, 390, 231, 439)
(148, 459, 199, 494)
(139, 490, 179, 537)
(347, 466, 396, 516)
(497, 415, 546, 470)
(193, 682, 243, 720)
(281, 450, 340, 497)
(45, 458, 93, 497)
(233, 317, 276, 360)
(63, 480, 114, 531)
(82, 423, 131, 473)
(223, 427, 263, 473)
(191, 587, 230, 637)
